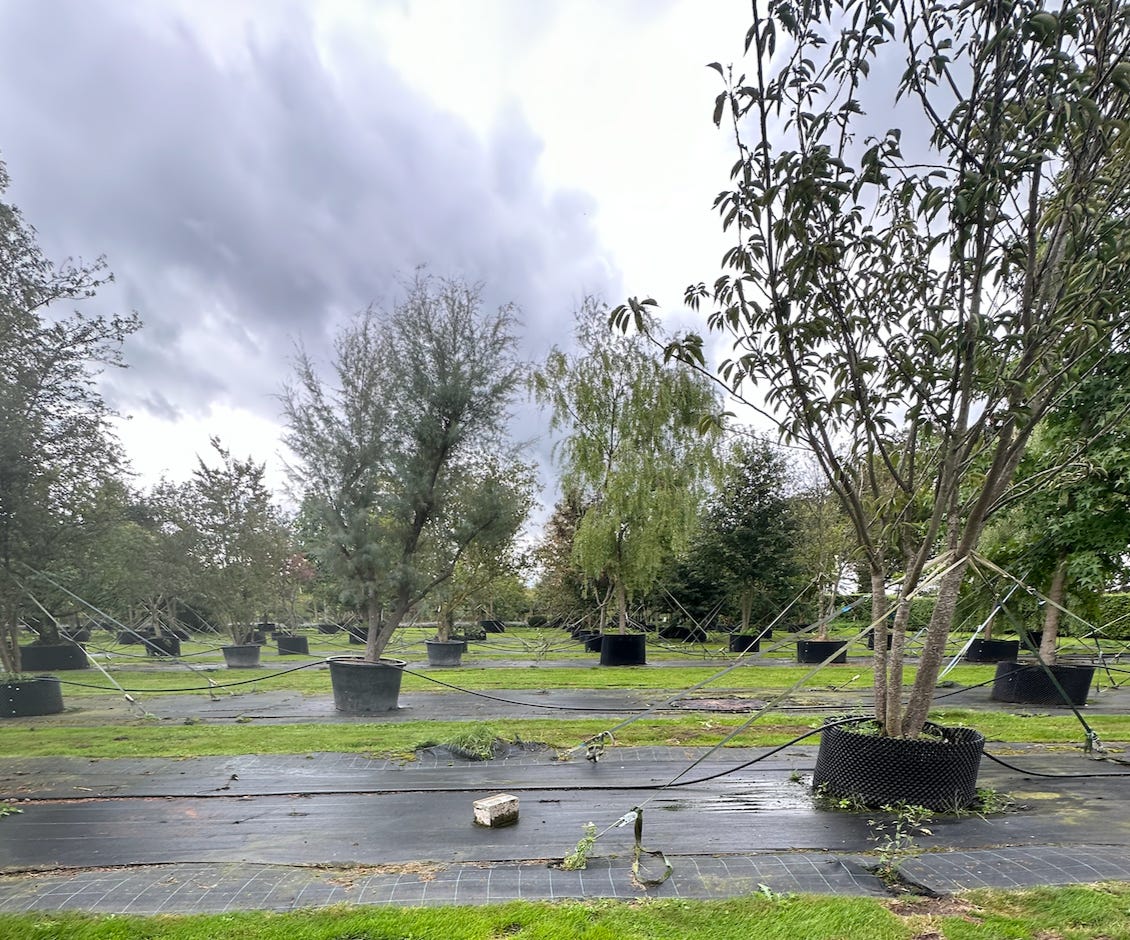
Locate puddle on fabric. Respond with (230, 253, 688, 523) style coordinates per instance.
(661, 782, 812, 815)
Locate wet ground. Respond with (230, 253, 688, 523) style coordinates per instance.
(2, 671, 1130, 913)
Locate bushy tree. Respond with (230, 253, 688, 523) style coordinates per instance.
(0, 160, 140, 671)
(534, 301, 721, 633)
(617, 0, 1130, 735)
(679, 437, 798, 633)
(984, 353, 1130, 661)
(175, 439, 290, 643)
(282, 274, 523, 661)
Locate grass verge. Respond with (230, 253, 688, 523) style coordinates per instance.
(0, 708, 1125, 759)
(2, 884, 1129, 939)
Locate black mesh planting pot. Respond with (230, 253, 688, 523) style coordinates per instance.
(965, 639, 1020, 663)
(797, 640, 848, 664)
(599, 633, 646, 666)
(813, 721, 985, 811)
(866, 632, 893, 651)
(1, 676, 65, 718)
(990, 661, 1094, 707)
(730, 634, 760, 653)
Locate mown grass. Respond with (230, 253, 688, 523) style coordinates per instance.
(56, 659, 1026, 696)
(3, 884, 1130, 939)
(0, 708, 1125, 759)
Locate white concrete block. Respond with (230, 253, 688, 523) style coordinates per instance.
(473, 793, 519, 827)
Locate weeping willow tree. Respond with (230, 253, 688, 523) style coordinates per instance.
(616, 0, 1130, 736)
(533, 300, 720, 633)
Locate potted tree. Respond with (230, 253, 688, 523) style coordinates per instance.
(171, 440, 290, 670)
(0, 158, 139, 716)
(615, 0, 1130, 809)
(533, 301, 720, 667)
(283, 275, 526, 713)
(984, 362, 1130, 705)
(790, 475, 853, 665)
(425, 472, 532, 668)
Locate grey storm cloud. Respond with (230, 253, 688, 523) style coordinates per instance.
(0, 1, 619, 429)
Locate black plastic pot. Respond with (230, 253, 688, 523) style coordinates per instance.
(480, 619, 506, 633)
(328, 656, 405, 714)
(813, 720, 985, 811)
(796, 640, 848, 664)
(1017, 630, 1045, 650)
(599, 633, 646, 666)
(18, 644, 88, 671)
(866, 631, 893, 651)
(583, 633, 603, 653)
(425, 639, 465, 667)
(316, 623, 341, 635)
(964, 638, 1020, 663)
(660, 625, 707, 642)
(222, 644, 261, 668)
(347, 627, 367, 645)
(1, 676, 65, 718)
(729, 634, 760, 653)
(145, 635, 181, 657)
(117, 631, 141, 645)
(277, 635, 309, 656)
(990, 661, 1095, 707)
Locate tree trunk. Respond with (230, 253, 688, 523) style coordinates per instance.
(1039, 555, 1068, 666)
(616, 579, 628, 634)
(901, 559, 969, 735)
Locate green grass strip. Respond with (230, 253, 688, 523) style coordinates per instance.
(57, 662, 1008, 695)
(1, 709, 1128, 759)
(3, 884, 1130, 939)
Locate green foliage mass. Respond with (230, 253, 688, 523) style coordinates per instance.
(534, 300, 720, 630)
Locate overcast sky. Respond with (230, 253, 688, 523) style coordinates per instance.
(0, 0, 748, 516)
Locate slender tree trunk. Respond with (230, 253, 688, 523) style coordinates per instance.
(1039, 555, 1069, 666)
(616, 579, 628, 634)
(901, 560, 970, 735)
(870, 569, 890, 729)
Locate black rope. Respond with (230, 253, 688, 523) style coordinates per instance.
(982, 750, 1130, 779)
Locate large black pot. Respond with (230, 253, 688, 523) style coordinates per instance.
(796, 640, 848, 664)
(990, 661, 1095, 707)
(964, 638, 1020, 663)
(729, 634, 760, 653)
(145, 635, 181, 657)
(480, 619, 506, 633)
(18, 644, 88, 671)
(316, 623, 341, 635)
(1017, 630, 1045, 650)
(277, 635, 310, 656)
(1, 676, 65, 718)
(659, 625, 707, 642)
(599, 633, 646, 666)
(222, 644, 261, 668)
(813, 720, 985, 811)
(577, 632, 603, 653)
(328, 656, 406, 714)
(425, 639, 465, 667)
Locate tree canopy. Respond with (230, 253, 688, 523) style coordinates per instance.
(0, 159, 140, 671)
(616, 0, 1130, 735)
(534, 301, 720, 632)
(282, 274, 524, 661)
